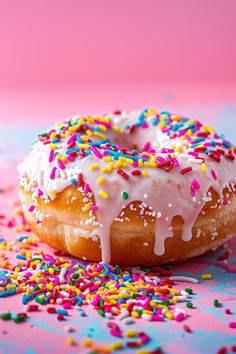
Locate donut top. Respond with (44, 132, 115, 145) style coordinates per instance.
(18, 109, 236, 262)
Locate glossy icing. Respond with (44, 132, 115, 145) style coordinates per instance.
(18, 109, 236, 263)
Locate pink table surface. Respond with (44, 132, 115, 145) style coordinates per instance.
(0, 94, 236, 354)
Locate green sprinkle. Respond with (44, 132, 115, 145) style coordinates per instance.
(163, 264, 172, 270)
(122, 191, 129, 200)
(35, 297, 44, 305)
(115, 265, 121, 274)
(71, 273, 80, 279)
(213, 299, 219, 307)
(186, 302, 193, 308)
(185, 288, 193, 295)
(40, 132, 47, 137)
(1, 313, 11, 320)
(97, 309, 105, 317)
(14, 315, 25, 323)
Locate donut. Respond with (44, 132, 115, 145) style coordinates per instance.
(18, 109, 236, 265)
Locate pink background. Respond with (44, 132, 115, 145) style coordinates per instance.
(0, 0, 235, 126)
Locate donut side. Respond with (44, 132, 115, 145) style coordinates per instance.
(20, 184, 236, 266)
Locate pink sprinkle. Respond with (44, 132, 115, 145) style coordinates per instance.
(57, 159, 65, 170)
(191, 184, 196, 197)
(132, 160, 138, 168)
(67, 133, 77, 145)
(48, 150, 55, 163)
(223, 199, 229, 205)
(229, 322, 236, 328)
(90, 205, 98, 211)
(142, 142, 150, 152)
(211, 169, 218, 180)
(152, 315, 164, 321)
(67, 155, 75, 162)
(110, 329, 122, 338)
(94, 119, 112, 128)
(28, 205, 35, 212)
(83, 183, 89, 194)
(184, 134, 193, 144)
(91, 294, 101, 307)
(38, 189, 43, 197)
(188, 151, 198, 158)
(90, 145, 102, 158)
(50, 167, 57, 180)
(175, 312, 185, 321)
(192, 179, 201, 190)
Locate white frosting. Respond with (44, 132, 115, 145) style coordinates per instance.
(17, 109, 236, 263)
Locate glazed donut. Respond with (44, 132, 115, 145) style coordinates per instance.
(18, 109, 236, 265)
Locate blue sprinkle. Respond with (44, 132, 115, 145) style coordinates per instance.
(0, 238, 5, 243)
(52, 138, 60, 143)
(0, 289, 16, 298)
(79, 310, 86, 317)
(71, 178, 77, 186)
(193, 137, 205, 143)
(16, 254, 27, 260)
(56, 309, 68, 316)
(0, 270, 7, 281)
(152, 117, 159, 126)
(223, 141, 232, 148)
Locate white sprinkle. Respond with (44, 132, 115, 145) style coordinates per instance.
(169, 276, 198, 284)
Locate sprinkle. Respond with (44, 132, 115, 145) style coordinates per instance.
(99, 190, 109, 199)
(51, 189, 57, 199)
(201, 163, 207, 172)
(213, 299, 220, 307)
(169, 276, 198, 284)
(83, 183, 90, 194)
(96, 176, 105, 185)
(186, 302, 193, 308)
(66, 337, 75, 346)
(57, 159, 66, 170)
(117, 168, 129, 180)
(89, 164, 98, 170)
(180, 167, 192, 175)
(122, 191, 129, 200)
(211, 169, 218, 180)
(28, 205, 35, 213)
(201, 273, 212, 280)
(50, 167, 57, 180)
(229, 322, 236, 328)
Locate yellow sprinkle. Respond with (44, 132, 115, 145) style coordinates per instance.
(68, 126, 76, 132)
(49, 144, 57, 150)
(78, 144, 89, 149)
(110, 341, 122, 350)
(48, 267, 54, 274)
(138, 159, 143, 167)
(114, 160, 123, 168)
(6, 284, 16, 290)
(179, 136, 186, 141)
(143, 310, 153, 315)
(165, 311, 174, 320)
(99, 190, 108, 199)
(15, 266, 21, 273)
(148, 108, 156, 115)
(50, 132, 57, 139)
(125, 283, 137, 292)
(98, 124, 107, 131)
(142, 169, 148, 177)
(174, 146, 182, 153)
(124, 329, 137, 337)
(82, 338, 93, 347)
(107, 162, 114, 171)
(61, 156, 67, 163)
(89, 164, 98, 171)
(113, 125, 121, 133)
(102, 156, 112, 162)
(137, 350, 151, 354)
(84, 203, 92, 211)
(96, 176, 105, 185)
(94, 131, 105, 139)
(66, 337, 75, 346)
(201, 163, 207, 172)
(172, 296, 179, 302)
(46, 284, 54, 291)
(201, 273, 212, 280)
(131, 311, 140, 318)
(51, 189, 57, 199)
